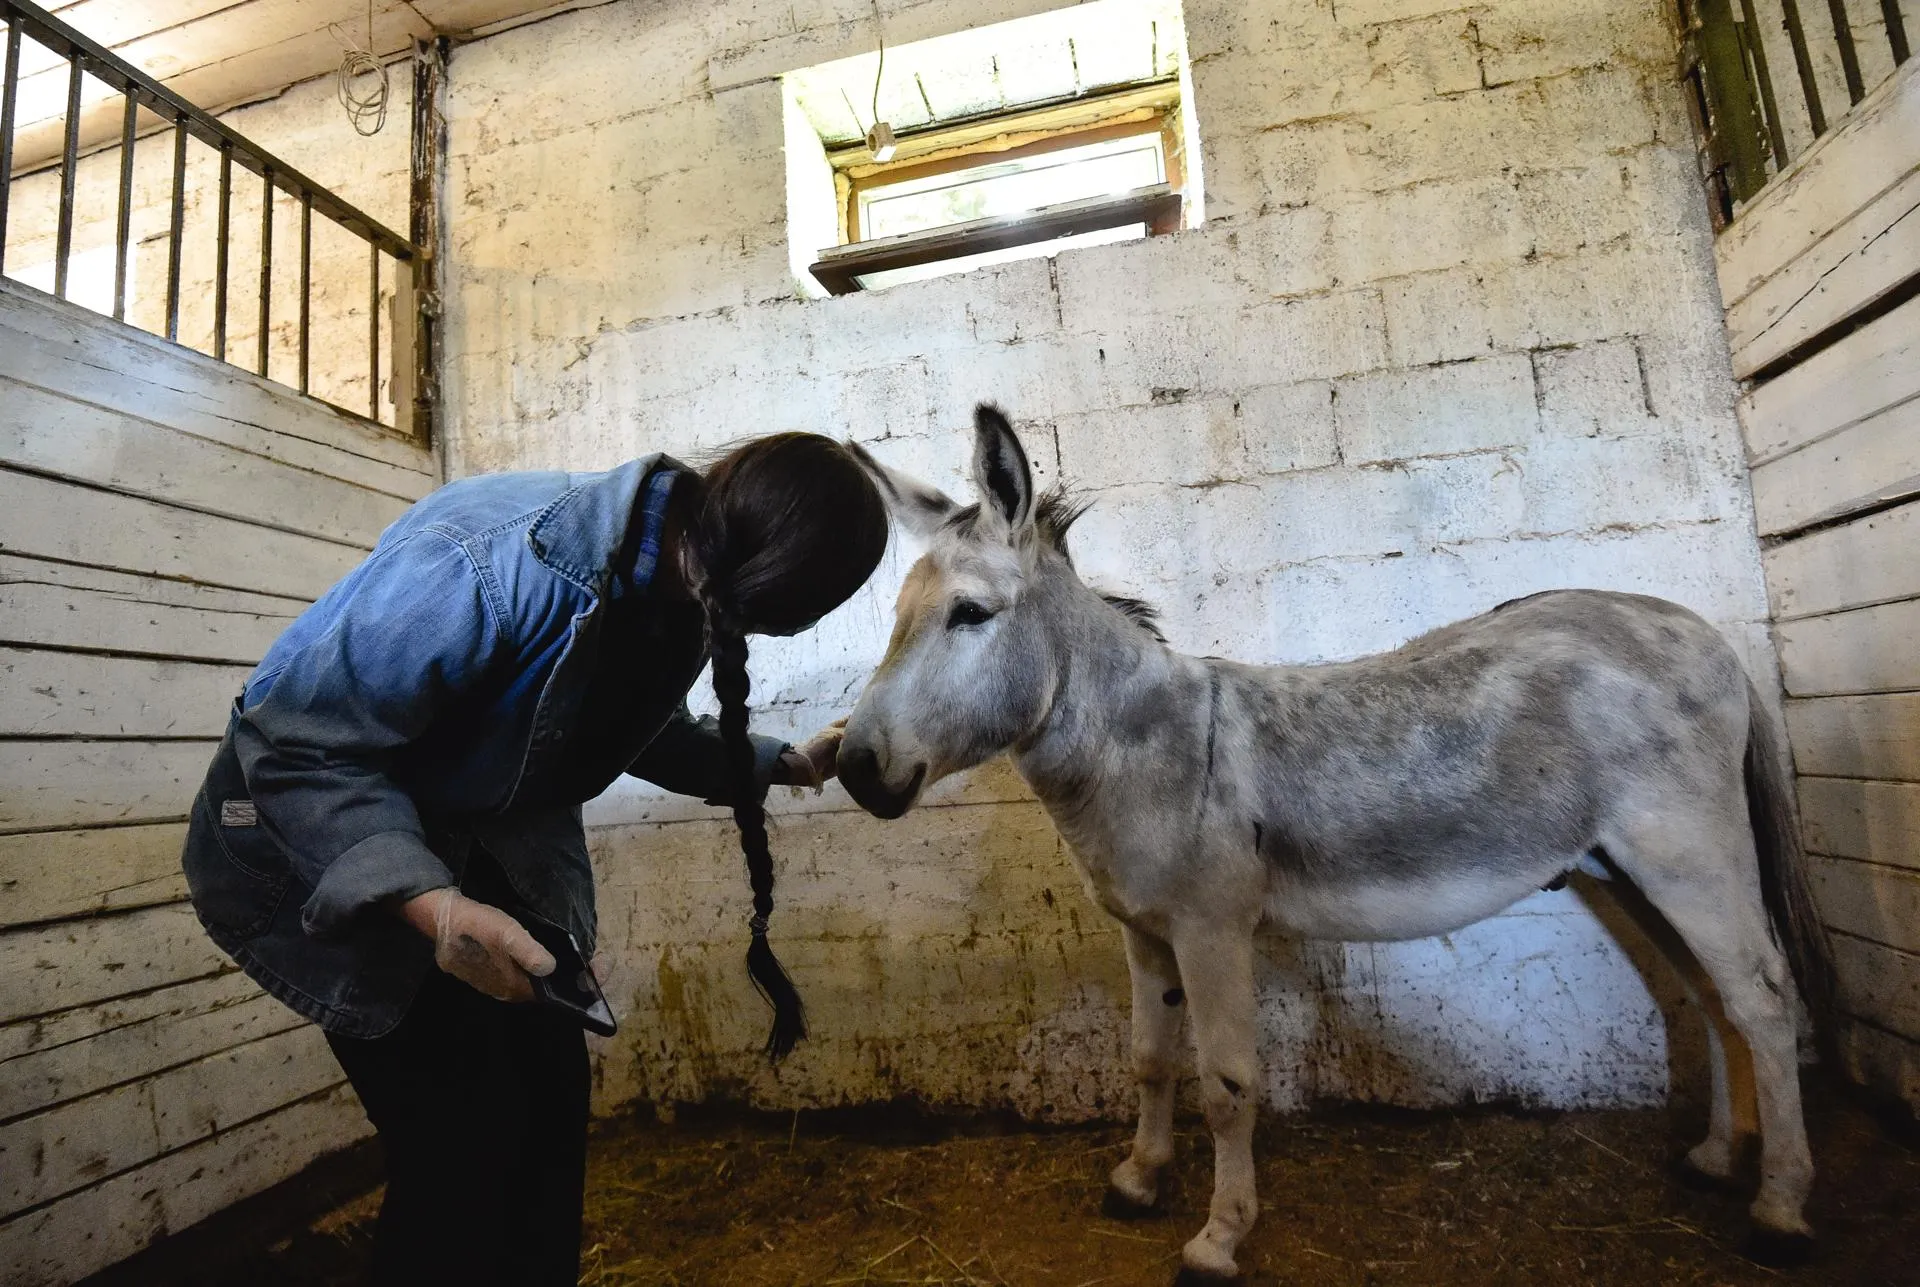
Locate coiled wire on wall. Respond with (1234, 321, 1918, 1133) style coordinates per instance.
(331, 0, 390, 137)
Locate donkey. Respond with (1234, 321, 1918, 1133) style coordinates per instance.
(838, 406, 1834, 1282)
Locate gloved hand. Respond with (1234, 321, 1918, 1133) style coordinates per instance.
(774, 718, 847, 793)
(400, 888, 556, 1002)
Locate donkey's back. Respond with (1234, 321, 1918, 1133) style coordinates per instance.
(1209, 588, 1754, 942)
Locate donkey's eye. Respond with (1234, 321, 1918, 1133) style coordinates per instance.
(947, 600, 997, 630)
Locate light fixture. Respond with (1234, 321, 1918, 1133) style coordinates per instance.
(866, 121, 898, 163)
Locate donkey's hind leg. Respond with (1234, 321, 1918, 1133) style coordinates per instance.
(1107, 924, 1184, 1216)
(1583, 873, 1756, 1186)
(1605, 819, 1814, 1248)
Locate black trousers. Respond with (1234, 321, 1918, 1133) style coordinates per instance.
(326, 965, 589, 1286)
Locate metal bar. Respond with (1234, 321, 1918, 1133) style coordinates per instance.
(1737, 0, 1789, 171)
(1691, 0, 1772, 206)
(214, 144, 230, 359)
(368, 244, 380, 420)
(1, 0, 417, 260)
(112, 88, 134, 319)
(1778, 0, 1829, 136)
(257, 167, 273, 377)
(407, 35, 446, 445)
(0, 15, 20, 275)
(299, 193, 311, 395)
(164, 113, 185, 341)
(1882, 0, 1910, 65)
(1824, 0, 1865, 103)
(53, 51, 80, 297)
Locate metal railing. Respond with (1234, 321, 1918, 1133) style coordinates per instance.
(1682, 0, 1911, 221)
(0, 0, 429, 438)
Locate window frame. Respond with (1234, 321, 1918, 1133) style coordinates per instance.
(809, 81, 1188, 295)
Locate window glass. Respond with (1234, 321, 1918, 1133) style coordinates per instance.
(858, 133, 1165, 240)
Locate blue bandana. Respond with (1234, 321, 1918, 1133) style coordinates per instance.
(623, 466, 680, 597)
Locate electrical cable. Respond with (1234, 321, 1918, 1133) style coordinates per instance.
(331, 0, 389, 137)
(871, 0, 885, 126)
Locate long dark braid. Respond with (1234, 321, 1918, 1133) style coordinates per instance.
(702, 599, 807, 1059)
(681, 432, 887, 1062)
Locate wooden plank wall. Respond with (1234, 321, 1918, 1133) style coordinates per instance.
(0, 280, 437, 1286)
(1714, 57, 1920, 1110)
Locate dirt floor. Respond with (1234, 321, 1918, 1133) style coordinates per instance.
(219, 1084, 1916, 1287)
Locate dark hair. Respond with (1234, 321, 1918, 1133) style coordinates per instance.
(686, 433, 889, 1059)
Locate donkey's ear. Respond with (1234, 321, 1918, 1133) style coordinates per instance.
(971, 404, 1034, 534)
(846, 440, 959, 539)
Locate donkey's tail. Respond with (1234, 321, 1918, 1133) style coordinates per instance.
(1745, 679, 1838, 1062)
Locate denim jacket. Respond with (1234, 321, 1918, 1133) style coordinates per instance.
(180, 456, 786, 1038)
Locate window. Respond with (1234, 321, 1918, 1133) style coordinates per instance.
(782, 0, 1201, 295)
(857, 131, 1168, 241)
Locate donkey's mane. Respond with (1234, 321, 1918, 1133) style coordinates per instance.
(1036, 485, 1167, 643)
(1096, 593, 1167, 641)
(1034, 485, 1092, 552)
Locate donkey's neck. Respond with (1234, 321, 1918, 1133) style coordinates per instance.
(1012, 571, 1202, 826)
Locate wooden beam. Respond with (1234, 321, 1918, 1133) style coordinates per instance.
(1799, 776, 1920, 870)
(1763, 498, 1920, 622)
(0, 380, 412, 544)
(1776, 598, 1920, 696)
(1738, 293, 1920, 467)
(0, 1084, 368, 1287)
(1812, 856, 1920, 953)
(0, 739, 213, 832)
(0, 822, 192, 929)
(0, 647, 249, 738)
(1748, 395, 1920, 536)
(0, 902, 228, 1023)
(1786, 692, 1920, 781)
(0, 283, 435, 491)
(0, 555, 301, 663)
(0, 468, 367, 600)
(809, 183, 1181, 295)
(0, 990, 307, 1146)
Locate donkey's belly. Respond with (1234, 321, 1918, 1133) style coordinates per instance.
(1265, 864, 1567, 941)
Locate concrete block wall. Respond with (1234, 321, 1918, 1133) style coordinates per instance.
(436, 0, 1772, 1119)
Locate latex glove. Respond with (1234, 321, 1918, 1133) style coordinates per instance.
(400, 888, 556, 1002)
(775, 718, 847, 793)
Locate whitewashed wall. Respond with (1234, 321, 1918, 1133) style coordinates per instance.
(1713, 59, 1920, 1114)
(0, 282, 437, 1286)
(438, 0, 1772, 1119)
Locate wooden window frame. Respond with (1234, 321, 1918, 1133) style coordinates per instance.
(810, 81, 1187, 295)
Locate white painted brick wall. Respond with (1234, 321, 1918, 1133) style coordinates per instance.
(429, 0, 1767, 1121)
(39, 0, 1755, 1123)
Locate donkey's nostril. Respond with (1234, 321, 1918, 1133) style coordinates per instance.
(837, 743, 922, 820)
(839, 743, 879, 786)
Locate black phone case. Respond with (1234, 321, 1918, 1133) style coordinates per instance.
(518, 916, 617, 1037)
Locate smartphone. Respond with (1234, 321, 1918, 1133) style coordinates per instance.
(517, 914, 617, 1037)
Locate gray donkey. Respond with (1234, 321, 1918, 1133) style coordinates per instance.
(838, 406, 1834, 1282)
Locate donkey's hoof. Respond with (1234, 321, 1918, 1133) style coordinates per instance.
(1741, 1225, 1816, 1267)
(1172, 1268, 1240, 1286)
(1101, 1185, 1162, 1220)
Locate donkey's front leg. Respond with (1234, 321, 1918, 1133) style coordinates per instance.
(1106, 924, 1184, 1216)
(1170, 928, 1259, 1282)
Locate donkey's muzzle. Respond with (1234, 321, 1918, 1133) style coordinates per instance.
(838, 745, 925, 820)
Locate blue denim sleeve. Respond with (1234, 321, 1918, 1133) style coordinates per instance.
(232, 531, 507, 936)
(626, 704, 788, 805)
